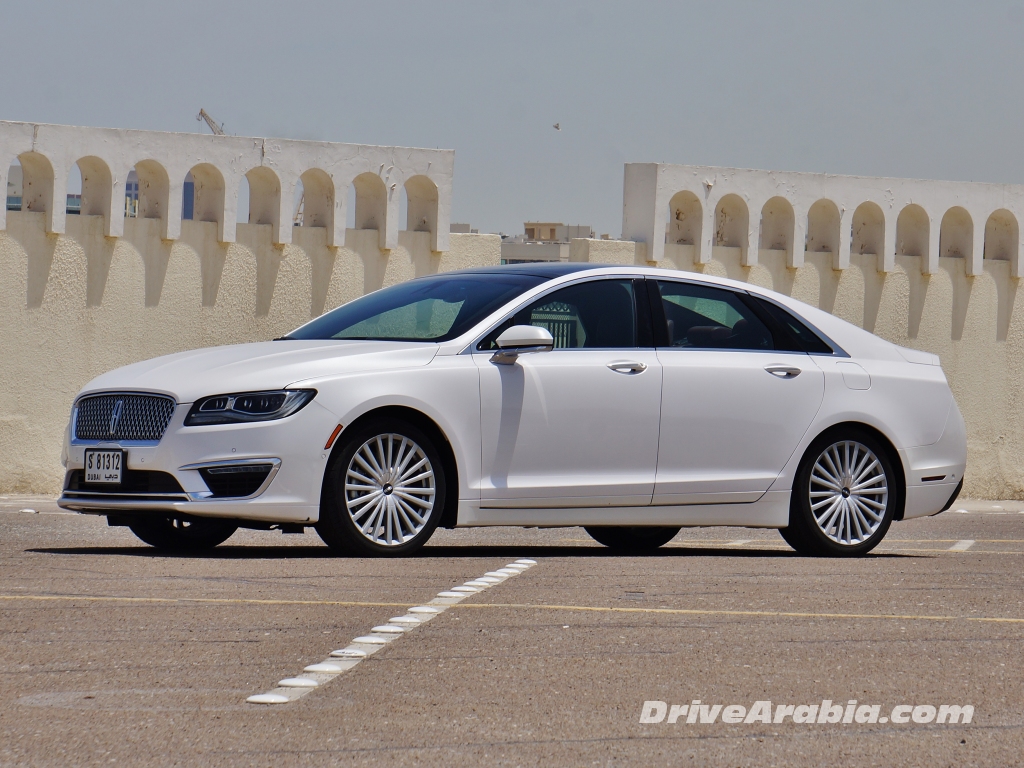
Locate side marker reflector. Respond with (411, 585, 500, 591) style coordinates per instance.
(324, 424, 344, 450)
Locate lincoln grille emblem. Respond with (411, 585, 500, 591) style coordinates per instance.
(109, 399, 124, 435)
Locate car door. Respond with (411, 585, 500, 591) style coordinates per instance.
(650, 279, 824, 505)
(475, 278, 663, 508)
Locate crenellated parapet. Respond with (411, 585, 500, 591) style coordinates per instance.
(0, 120, 454, 252)
(623, 163, 1023, 278)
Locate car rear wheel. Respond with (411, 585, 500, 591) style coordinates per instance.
(584, 526, 680, 552)
(781, 428, 896, 557)
(316, 418, 446, 557)
(127, 516, 238, 551)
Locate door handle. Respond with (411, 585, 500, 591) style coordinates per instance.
(607, 361, 647, 374)
(765, 364, 802, 379)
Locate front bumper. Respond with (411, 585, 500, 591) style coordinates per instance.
(57, 399, 339, 524)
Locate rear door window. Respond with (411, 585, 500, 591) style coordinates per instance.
(654, 281, 774, 351)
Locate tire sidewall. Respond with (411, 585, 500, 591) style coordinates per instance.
(320, 418, 446, 557)
(791, 428, 896, 557)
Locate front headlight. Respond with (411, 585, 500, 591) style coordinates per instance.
(184, 390, 316, 426)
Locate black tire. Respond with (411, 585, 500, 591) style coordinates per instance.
(584, 526, 680, 552)
(316, 418, 446, 557)
(127, 516, 238, 551)
(782, 427, 897, 557)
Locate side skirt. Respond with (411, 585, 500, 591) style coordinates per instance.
(457, 491, 791, 528)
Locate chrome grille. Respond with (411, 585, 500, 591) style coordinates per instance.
(74, 394, 176, 442)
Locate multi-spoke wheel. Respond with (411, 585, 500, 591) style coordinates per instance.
(781, 428, 897, 557)
(127, 516, 238, 551)
(317, 418, 447, 556)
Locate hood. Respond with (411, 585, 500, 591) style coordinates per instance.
(79, 340, 439, 403)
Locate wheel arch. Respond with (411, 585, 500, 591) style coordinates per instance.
(323, 405, 461, 529)
(800, 420, 907, 521)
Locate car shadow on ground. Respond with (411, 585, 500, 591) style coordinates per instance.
(25, 544, 918, 560)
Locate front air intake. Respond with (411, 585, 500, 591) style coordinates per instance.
(198, 464, 274, 498)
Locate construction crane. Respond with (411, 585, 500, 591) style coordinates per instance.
(196, 109, 225, 136)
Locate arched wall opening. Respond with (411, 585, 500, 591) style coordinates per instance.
(130, 160, 169, 221)
(352, 172, 387, 231)
(896, 204, 929, 258)
(75, 156, 113, 219)
(185, 163, 225, 225)
(714, 194, 748, 249)
(984, 209, 1019, 262)
(939, 206, 973, 259)
(667, 190, 702, 245)
(758, 196, 794, 252)
(851, 201, 884, 255)
(405, 175, 438, 234)
(18, 152, 54, 215)
(806, 199, 841, 253)
(295, 169, 333, 230)
(245, 166, 281, 229)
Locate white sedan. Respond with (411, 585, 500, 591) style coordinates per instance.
(58, 264, 966, 557)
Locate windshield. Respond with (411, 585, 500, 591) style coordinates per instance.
(286, 273, 546, 342)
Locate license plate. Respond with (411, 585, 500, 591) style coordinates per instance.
(85, 449, 124, 484)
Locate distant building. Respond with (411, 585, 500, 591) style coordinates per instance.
(6, 165, 21, 210)
(501, 221, 594, 263)
(124, 169, 138, 217)
(449, 222, 478, 233)
(182, 171, 195, 220)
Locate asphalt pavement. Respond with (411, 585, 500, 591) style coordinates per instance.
(1, 495, 1022, 766)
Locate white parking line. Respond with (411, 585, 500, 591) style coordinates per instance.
(727, 540, 752, 546)
(949, 540, 975, 551)
(245, 559, 538, 705)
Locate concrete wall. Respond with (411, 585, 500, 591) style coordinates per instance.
(570, 234, 1024, 500)
(622, 163, 1022, 276)
(0, 210, 499, 494)
(1, 120, 455, 252)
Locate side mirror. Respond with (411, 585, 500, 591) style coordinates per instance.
(491, 325, 554, 364)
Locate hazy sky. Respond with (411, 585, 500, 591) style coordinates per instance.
(3, 0, 1024, 236)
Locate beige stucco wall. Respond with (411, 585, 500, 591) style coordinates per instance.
(0, 211, 499, 494)
(570, 236, 1024, 499)
(4, 211, 1018, 499)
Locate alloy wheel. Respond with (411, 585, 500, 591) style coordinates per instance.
(344, 433, 436, 546)
(809, 440, 888, 546)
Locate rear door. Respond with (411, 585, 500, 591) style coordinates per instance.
(650, 279, 824, 505)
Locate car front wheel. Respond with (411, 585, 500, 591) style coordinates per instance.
(781, 428, 896, 557)
(316, 419, 446, 557)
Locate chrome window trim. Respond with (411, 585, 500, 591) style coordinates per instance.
(649, 276, 849, 357)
